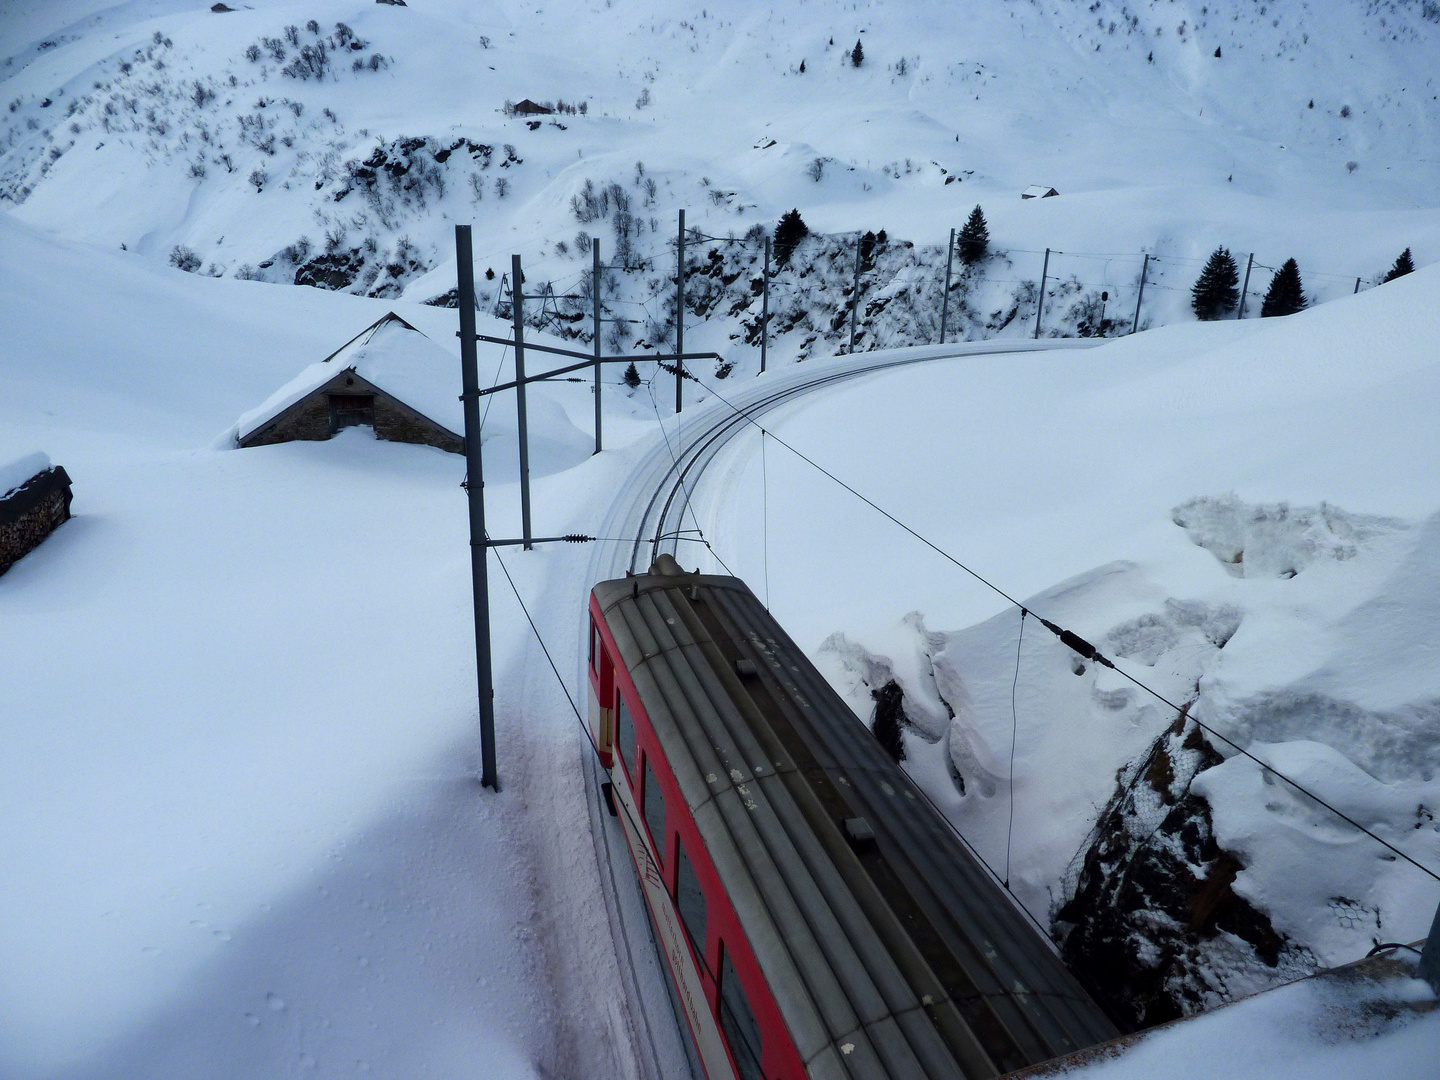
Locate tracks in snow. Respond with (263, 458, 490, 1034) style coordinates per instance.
(576, 339, 1097, 1080)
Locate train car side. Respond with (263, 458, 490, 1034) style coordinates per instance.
(589, 559, 1120, 1079)
(590, 591, 807, 1080)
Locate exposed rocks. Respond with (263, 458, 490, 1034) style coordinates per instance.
(1055, 708, 1316, 1027)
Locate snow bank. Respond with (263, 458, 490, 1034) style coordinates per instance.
(1172, 495, 1408, 579)
(1060, 955, 1439, 1080)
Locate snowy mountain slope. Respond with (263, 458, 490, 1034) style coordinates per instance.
(0, 209, 656, 1080)
(1, 0, 1437, 371)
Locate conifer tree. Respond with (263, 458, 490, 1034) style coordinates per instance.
(1190, 246, 1239, 320)
(1382, 247, 1415, 282)
(957, 205, 989, 264)
(773, 208, 808, 266)
(622, 362, 641, 389)
(850, 39, 864, 67)
(1260, 258, 1307, 317)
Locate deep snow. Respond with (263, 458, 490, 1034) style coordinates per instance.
(4, 0, 1440, 1076)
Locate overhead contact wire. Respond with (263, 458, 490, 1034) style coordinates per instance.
(490, 545, 667, 883)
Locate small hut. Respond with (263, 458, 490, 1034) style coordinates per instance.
(1, 453, 72, 575)
(1021, 185, 1060, 199)
(235, 313, 463, 453)
(511, 99, 553, 115)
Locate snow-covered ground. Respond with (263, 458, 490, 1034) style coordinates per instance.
(691, 261, 1440, 1022)
(4, 0, 1440, 1076)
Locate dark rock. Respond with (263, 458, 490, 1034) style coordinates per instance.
(294, 249, 365, 290)
(1055, 710, 1313, 1027)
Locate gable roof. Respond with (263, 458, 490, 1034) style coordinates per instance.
(1021, 184, 1059, 198)
(235, 313, 462, 442)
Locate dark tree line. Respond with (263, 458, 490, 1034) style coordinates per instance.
(1192, 244, 1417, 321)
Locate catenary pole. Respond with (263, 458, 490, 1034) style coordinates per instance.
(592, 240, 602, 454)
(1354, 276, 1362, 295)
(1237, 253, 1254, 319)
(1132, 253, 1148, 334)
(511, 254, 532, 549)
(1034, 247, 1050, 339)
(454, 226, 498, 790)
(940, 227, 955, 345)
(848, 232, 862, 354)
(760, 235, 770, 374)
(675, 209, 685, 414)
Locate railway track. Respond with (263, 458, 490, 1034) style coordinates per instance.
(580, 339, 1097, 1080)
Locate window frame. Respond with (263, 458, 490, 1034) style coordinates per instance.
(717, 942, 765, 1080)
(614, 688, 637, 781)
(642, 752, 667, 870)
(673, 835, 709, 979)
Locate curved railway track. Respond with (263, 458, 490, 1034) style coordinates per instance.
(579, 339, 1097, 1080)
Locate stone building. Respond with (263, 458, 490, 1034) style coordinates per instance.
(235, 313, 463, 453)
(1, 454, 73, 576)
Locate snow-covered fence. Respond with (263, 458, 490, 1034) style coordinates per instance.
(441, 215, 1395, 393)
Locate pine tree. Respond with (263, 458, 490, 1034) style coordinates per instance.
(622, 361, 641, 389)
(1190, 246, 1239, 320)
(773, 208, 808, 266)
(850, 39, 864, 67)
(1382, 247, 1415, 283)
(1260, 258, 1307, 317)
(957, 205, 989, 264)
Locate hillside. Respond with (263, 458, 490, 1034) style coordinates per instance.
(2, 2, 1439, 1077)
(2, 0, 1438, 364)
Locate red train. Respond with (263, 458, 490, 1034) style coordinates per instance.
(588, 555, 1119, 1079)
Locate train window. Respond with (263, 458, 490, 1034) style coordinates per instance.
(675, 839, 707, 971)
(589, 623, 599, 672)
(616, 693, 636, 774)
(718, 946, 764, 1080)
(642, 756, 666, 866)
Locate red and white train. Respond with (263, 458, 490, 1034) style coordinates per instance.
(588, 554, 1120, 1080)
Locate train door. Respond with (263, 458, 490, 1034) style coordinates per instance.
(588, 617, 614, 769)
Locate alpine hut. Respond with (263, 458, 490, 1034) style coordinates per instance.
(235, 313, 463, 453)
(1021, 184, 1060, 199)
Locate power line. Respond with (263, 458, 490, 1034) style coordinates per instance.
(489, 545, 668, 884)
(1006, 609, 1025, 889)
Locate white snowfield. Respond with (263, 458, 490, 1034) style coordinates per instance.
(2, 0, 1439, 1077)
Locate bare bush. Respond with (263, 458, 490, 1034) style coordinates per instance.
(169, 245, 201, 272)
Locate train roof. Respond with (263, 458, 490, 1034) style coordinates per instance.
(592, 557, 1121, 1079)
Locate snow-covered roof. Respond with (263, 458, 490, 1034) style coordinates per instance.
(1021, 184, 1060, 198)
(235, 314, 461, 441)
(0, 451, 51, 500)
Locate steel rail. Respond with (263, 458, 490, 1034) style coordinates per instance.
(628, 341, 1095, 575)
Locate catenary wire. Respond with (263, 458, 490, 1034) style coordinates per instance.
(1006, 608, 1026, 889)
(489, 543, 668, 883)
